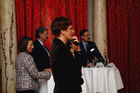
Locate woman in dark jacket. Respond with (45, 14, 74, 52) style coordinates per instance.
(50, 16, 84, 93)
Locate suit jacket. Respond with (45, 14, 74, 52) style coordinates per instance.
(80, 41, 104, 67)
(31, 40, 50, 71)
(50, 38, 84, 93)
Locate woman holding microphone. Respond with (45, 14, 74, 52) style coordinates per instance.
(50, 16, 84, 93)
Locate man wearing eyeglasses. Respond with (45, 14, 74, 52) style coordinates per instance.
(80, 29, 104, 67)
(31, 27, 51, 93)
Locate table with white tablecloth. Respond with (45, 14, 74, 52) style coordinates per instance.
(81, 67, 124, 93)
(40, 67, 124, 93)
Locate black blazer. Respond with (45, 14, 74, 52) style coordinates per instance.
(50, 38, 84, 93)
(80, 41, 104, 67)
(31, 40, 50, 71)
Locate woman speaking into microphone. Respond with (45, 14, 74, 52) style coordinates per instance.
(50, 16, 85, 93)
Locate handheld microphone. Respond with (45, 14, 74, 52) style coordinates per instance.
(70, 39, 80, 45)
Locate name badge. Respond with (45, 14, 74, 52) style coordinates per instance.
(90, 48, 94, 52)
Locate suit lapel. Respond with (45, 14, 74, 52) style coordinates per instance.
(36, 40, 50, 54)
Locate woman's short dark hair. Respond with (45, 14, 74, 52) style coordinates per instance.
(35, 27, 48, 39)
(18, 37, 33, 52)
(51, 16, 72, 37)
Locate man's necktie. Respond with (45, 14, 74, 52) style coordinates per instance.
(86, 44, 90, 53)
(42, 44, 50, 56)
(86, 44, 90, 63)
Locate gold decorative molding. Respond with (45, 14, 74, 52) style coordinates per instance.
(0, 0, 17, 93)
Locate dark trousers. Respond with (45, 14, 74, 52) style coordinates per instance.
(16, 90, 35, 93)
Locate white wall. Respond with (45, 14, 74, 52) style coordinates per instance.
(88, 0, 93, 41)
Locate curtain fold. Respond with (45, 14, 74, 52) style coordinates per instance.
(107, 0, 140, 93)
(15, 0, 88, 50)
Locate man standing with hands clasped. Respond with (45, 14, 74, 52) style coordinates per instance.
(31, 27, 51, 93)
(80, 29, 105, 67)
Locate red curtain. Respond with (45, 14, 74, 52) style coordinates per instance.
(15, 0, 88, 50)
(107, 0, 140, 93)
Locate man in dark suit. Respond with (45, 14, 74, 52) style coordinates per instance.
(80, 29, 104, 67)
(31, 27, 51, 93)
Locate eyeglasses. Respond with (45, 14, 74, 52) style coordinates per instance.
(84, 34, 90, 37)
(67, 27, 73, 31)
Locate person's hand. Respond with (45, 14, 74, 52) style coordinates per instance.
(86, 63, 94, 67)
(71, 43, 81, 51)
(70, 42, 81, 57)
(44, 68, 52, 73)
(70, 36, 81, 52)
(71, 36, 79, 42)
(69, 47, 75, 56)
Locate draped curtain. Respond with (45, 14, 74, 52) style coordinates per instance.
(107, 0, 140, 93)
(15, 0, 88, 50)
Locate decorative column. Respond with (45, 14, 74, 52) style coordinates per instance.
(93, 0, 108, 61)
(0, 0, 17, 93)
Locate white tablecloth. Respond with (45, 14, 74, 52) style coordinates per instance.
(81, 67, 124, 93)
(39, 67, 124, 93)
(39, 75, 54, 93)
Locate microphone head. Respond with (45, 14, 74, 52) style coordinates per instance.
(70, 39, 80, 45)
(72, 41, 80, 45)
